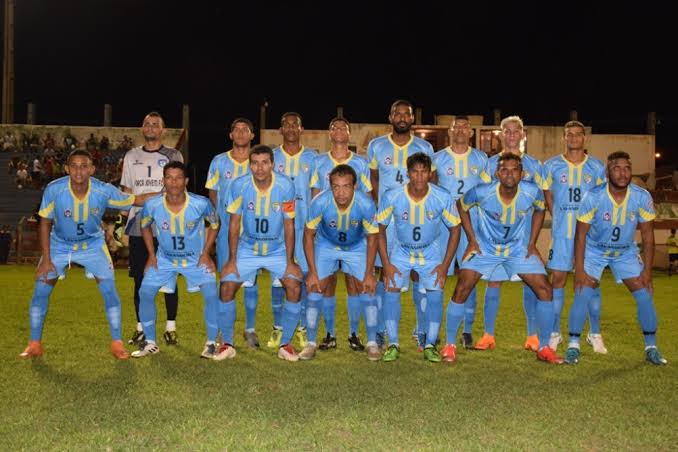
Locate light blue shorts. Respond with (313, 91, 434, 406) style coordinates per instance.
(584, 245, 643, 282)
(142, 254, 216, 293)
(43, 237, 114, 280)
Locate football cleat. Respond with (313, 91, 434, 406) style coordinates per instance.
(295, 327, 308, 349)
(163, 330, 178, 345)
(441, 344, 457, 363)
(213, 343, 236, 360)
(423, 345, 442, 363)
(548, 332, 562, 351)
(200, 343, 217, 359)
(524, 335, 540, 352)
(645, 347, 667, 365)
(348, 333, 365, 351)
(564, 347, 580, 364)
(110, 340, 129, 360)
(266, 328, 283, 349)
(131, 341, 160, 358)
(586, 333, 608, 354)
(537, 346, 564, 364)
(299, 344, 317, 360)
(382, 344, 400, 362)
(19, 340, 43, 359)
(278, 343, 299, 362)
(318, 332, 337, 351)
(128, 329, 145, 345)
(474, 333, 496, 350)
(243, 330, 260, 349)
(366, 344, 381, 361)
(460, 332, 474, 350)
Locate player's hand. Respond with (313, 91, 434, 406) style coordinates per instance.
(306, 271, 321, 294)
(144, 255, 158, 273)
(574, 269, 596, 295)
(362, 272, 377, 295)
(285, 260, 303, 281)
(526, 244, 544, 265)
(431, 263, 449, 290)
(382, 262, 402, 291)
(221, 259, 239, 279)
(198, 252, 216, 274)
(462, 241, 481, 262)
(639, 268, 653, 294)
(36, 258, 56, 281)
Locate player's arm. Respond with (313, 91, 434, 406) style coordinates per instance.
(377, 224, 398, 288)
(363, 232, 378, 294)
(430, 168, 439, 185)
(283, 217, 301, 275)
(222, 212, 241, 277)
(526, 208, 545, 260)
(303, 226, 320, 292)
(573, 220, 595, 294)
(199, 221, 218, 274)
(141, 220, 158, 271)
(36, 217, 56, 280)
(456, 198, 480, 260)
(369, 169, 379, 204)
(544, 190, 553, 215)
(311, 188, 320, 199)
(132, 191, 162, 207)
(638, 220, 655, 292)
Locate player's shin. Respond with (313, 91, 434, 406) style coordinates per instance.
(567, 286, 593, 347)
(362, 293, 378, 344)
(536, 300, 554, 350)
(200, 283, 219, 343)
(523, 285, 538, 336)
(463, 287, 477, 334)
(425, 290, 443, 347)
(280, 301, 302, 345)
(306, 292, 322, 344)
(376, 280, 386, 333)
(631, 288, 658, 347)
(383, 291, 401, 346)
(29, 281, 54, 341)
(552, 287, 565, 335)
(321, 296, 337, 337)
(445, 300, 465, 344)
(271, 285, 284, 328)
(347, 295, 361, 335)
(483, 287, 500, 336)
(244, 284, 259, 331)
(97, 279, 123, 341)
(139, 285, 160, 343)
(217, 300, 236, 345)
(588, 286, 602, 334)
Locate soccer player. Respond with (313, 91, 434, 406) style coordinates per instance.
(565, 151, 667, 365)
(220, 145, 304, 361)
(543, 121, 607, 353)
(204, 118, 261, 348)
(667, 229, 678, 276)
(302, 164, 380, 360)
(121, 112, 183, 346)
(19, 150, 154, 360)
(131, 162, 222, 359)
(443, 153, 562, 364)
(309, 117, 372, 351)
(368, 100, 435, 350)
(433, 116, 490, 349)
(269, 112, 317, 350)
(377, 153, 460, 362)
(473, 116, 546, 352)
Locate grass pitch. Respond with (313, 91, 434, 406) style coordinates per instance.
(1, 265, 676, 450)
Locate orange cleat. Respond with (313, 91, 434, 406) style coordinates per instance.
(111, 340, 130, 360)
(19, 340, 43, 359)
(524, 335, 539, 352)
(537, 346, 564, 364)
(441, 344, 457, 362)
(474, 333, 496, 350)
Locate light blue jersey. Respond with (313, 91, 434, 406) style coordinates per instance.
(460, 181, 545, 258)
(310, 151, 372, 193)
(39, 176, 135, 249)
(226, 173, 296, 256)
(486, 151, 544, 186)
(368, 134, 435, 200)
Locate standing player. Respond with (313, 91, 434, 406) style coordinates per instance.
(269, 112, 317, 349)
(309, 117, 372, 351)
(667, 229, 678, 276)
(368, 100, 435, 350)
(565, 151, 667, 365)
(302, 165, 380, 361)
(543, 121, 607, 352)
(433, 116, 490, 349)
(219, 145, 304, 361)
(204, 118, 260, 348)
(131, 162, 221, 359)
(121, 112, 183, 346)
(377, 153, 460, 362)
(444, 153, 562, 364)
(19, 150, 153, 360)
(473, 116, 546, 352)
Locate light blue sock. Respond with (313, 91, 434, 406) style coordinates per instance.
(347, 295, 362, 335)
(271, 286, 284, 329)
(425, 290, 443, 347)
(552, 287, 565, 335)
(217, 300, 236, 345)
(29, 281, 54, 341)
(244, 284, 259, 331)
(299, 283, 307, 329)
(139, 284, 160, 343)
(305, 292, 322, 344)
(97, 279, 122, 341)
(568, 286, 593, 346)
(362, 293, 378, 344)
(322, 296, 336, 337)
(588, 286, 602, 334)
(413, 282, 425, 335)
(523, 284, 538, 336)
(200, 283, 219, 342)
(383, 291, 401, 346)
(445, 300, 465, 344)
(632, 288, 658, 347)
(463, 286, 477, 334)
(376, 281, 386, 333)
(483, 287, 500, 336)
(536, 300, 554, 350)
(280, 301, 302, 345)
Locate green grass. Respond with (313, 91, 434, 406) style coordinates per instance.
(1, 265, 677, 450)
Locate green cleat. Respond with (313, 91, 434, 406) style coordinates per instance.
(423, 345, 442, 363)
(645, 347, 668, 365)
(382, 344, 400, 362)
(267, 328, 283, 349)
(295, 327, 308, 349)
(564, 347, 580, 364)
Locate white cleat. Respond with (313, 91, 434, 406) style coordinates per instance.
(548, 333, 562, 351)
(131, 341, 159, 358)
(586, 333, 608, 354)
(213, 343, 237, 360)
(277, 344, 299, 362)
(299, 344, 317, 360)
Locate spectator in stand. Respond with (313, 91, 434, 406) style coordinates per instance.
(44, 133, 56, 151)
(21, 133, 31, 151)
(100, 135, 110, 151)
(30, 133, 41, 151)
(31, 157, 42, 187)
(3, 131, 17, 151)
(16, 164, 29, 189)
(0, 225, 11, 264)
(86, 133, 98, 151)
(63, 133, 77, 151)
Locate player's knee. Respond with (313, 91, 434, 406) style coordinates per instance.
(283, 279, 301, 301)
(97, 278, 119, 299)
(34, 280, 56, 297)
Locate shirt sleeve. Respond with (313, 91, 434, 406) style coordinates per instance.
(309, 156, 321, 189)
(367, 141, 378, 170)
(38, 185, 56, 219)
(442, 193, 461, 228)
(542, 161, 553, 190)
(638, 190, 657, 223)
(376, 191, 394, 226)
(532, 186, 545, 211)
(282, 181, 296, 220)
(203, 198, 219, 229)
(358, 161, 373, 193)
(576, 192, 597, 224)
(205, 157, 220, 190)
(140, 203, 154, 229)
(120, 153, 133, 190)
(106, 183, 136, 210)
(460, 186, 479, 211)
(226, 180, 243, 215)
(361, 196, 379, 234)
(305, 196, 323, 230)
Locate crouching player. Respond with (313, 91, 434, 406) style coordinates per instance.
(302, 164, 380, 361)
(565, 151, 667, 365)
(20, 150, 153, 360)
(377, 153, 461, 363)
(131, 161, 221, 359)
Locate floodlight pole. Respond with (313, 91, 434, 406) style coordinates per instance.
(2, 0, 16, 124)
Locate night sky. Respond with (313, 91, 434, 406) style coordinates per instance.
(2, 1, 677, 186)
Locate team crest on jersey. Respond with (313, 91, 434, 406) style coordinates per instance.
(603, 212, 611, 222)
(492, 211, 501, 220)
(628, 212, 635, 221)
(64, 209, 72, 218)
(90, 207, 99, 216)
(272, 202, 281, 212)
(518, 210, 527, 217)
(278, 164, 285, 173)
(158, 158, 169, 167)
(402, 211, 409, 221)
(384, 156, 392, 166)
(247, 201, 255, 211)
(559, 174, 568, 184)
(351, 220, 359, 227)
(302, 164, 309, 173)
(225, 171, 232, 179)
(187, 221, 196, 230)
(161, 221, 170, 230)
(470, 165, 479, 175)
(446, 167, 454, 176)
(427, 211, 435, 220)
(523, 171, 530, 180)
(329, 220, 337, 229)
(584, 174, 592, 184)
